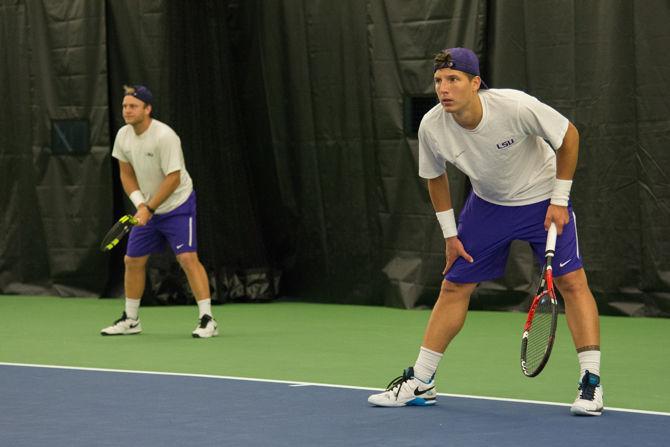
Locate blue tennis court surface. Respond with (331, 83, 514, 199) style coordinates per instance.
(1, 364, 668, 447)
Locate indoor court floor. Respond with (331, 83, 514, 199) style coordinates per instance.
(1, 296, 668, 446)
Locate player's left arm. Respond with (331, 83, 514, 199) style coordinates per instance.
(136, 130, 184, 223)
(544, 121, 579, 234)
(135, 170, 181, 223)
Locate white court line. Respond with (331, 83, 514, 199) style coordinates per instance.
(1, 361, 668, 417)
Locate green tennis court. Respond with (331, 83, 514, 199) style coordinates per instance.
(1, 295, 668, 413)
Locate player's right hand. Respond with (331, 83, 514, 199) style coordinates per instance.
(133, 206, 152, 226)
(443, 236, 474, 275)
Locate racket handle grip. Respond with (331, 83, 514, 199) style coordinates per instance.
(545, 222, 557, 254)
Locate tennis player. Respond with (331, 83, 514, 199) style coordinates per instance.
(100, 85, 218, 338)
(368, 48, 603, 415)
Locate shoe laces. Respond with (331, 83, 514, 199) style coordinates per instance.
(578, 370, 600, 401)
(199, 314, 212, 328)
(385, 367, 415, 398)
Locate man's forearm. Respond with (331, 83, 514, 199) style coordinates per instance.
(556, 122, 579, 180)
(428, 174, 453, 212)
(119, 170, 140, 197)
(145, 171, 181, 210)
(428, 173, 458, 239)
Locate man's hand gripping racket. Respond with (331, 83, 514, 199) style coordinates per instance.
(100, 215, 138, 252)
(520, 222, 559, 377)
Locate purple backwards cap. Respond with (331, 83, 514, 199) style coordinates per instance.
(126, 85, 154, 104)
(434, 47, 489, 89)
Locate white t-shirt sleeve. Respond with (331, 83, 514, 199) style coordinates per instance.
(111, 128, 128, 162)
(418, 121, 447, 179)
(517, 94, 569, 149)
(159, 129, 185, 175)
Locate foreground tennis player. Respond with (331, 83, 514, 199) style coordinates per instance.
(368, 48, 603, 415)
(100, 85, 218, 338)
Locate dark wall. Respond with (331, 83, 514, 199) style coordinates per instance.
(487, 0, 670, 315)
(1, 0, 112, 296)
(1, 0, 668, 316)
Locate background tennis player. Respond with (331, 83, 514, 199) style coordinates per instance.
(368, 48, 603, 416)
(100, 85, 218, 339)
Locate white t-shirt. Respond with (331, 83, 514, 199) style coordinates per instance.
(112, 119, 193, 214)
(418, 89, 569, 206)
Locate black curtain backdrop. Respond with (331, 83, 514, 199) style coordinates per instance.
(1, 0, 668, 316)
(237, 0, 383, 303)
(1, 0, 112, 296)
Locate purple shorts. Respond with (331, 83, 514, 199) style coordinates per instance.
(126, 192, 198, 258)
(445, 192, 583, 284)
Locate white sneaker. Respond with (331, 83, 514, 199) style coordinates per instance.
(100, 312, 142, 336)
(192, 314, 218, 338)
(368, 367, 437, 407)
(570, 370, 604, 416)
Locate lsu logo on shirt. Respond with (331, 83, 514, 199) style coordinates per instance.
(496, 138, 516, 150)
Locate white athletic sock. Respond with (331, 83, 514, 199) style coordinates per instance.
(413, 346, 443, 383)
(197, 298, 212, 319)
(578, 349, 601, 377)
(125, 298, 141, 320)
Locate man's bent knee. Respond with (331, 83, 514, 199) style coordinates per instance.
(124, 255, 148, 270)
(176, 252, 201, 271)
(440, 280, 476, 298)
(555, 268, 590, 296)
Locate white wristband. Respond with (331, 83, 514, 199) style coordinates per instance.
(436, 209, 458, 239)
(129, 190, 146, 208)
(550, 179, 572, 207)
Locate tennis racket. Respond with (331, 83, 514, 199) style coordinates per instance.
(520, 222, 559, 377)
(100, 214, 138, 252)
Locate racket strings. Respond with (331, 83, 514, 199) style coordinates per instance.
(524, 294, 554, 370)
